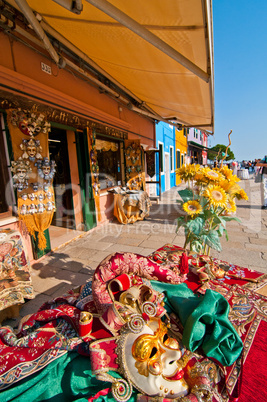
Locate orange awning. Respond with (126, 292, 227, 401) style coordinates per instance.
(10, 0, 214, 133)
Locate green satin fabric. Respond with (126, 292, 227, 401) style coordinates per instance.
(151, 282, 243, 366)
(1, 352, 137, 402)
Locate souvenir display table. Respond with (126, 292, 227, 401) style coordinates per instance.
(0, 244, 266, 402)
(0, 229, 34, 324)
(113, 190, 151, 224)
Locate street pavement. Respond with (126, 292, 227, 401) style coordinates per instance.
(4, 175, 267, 327)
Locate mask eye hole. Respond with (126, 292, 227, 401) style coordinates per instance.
(149, 346, 158, 359)
(163, 333, 169, 344)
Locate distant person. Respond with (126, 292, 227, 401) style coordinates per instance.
(257, 156, 267, 209)
(232, 161, 238, 175)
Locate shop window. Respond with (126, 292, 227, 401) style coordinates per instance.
(96, 137, 122, 190)
(176, 150, 181, 169)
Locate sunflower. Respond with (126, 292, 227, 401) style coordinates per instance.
(204, 185, 228, 208)
(183, 200, 202, 216)
(194, 171, 208, 184)
(201, 167, 224, 183)
(177, 164, 200, 182)
(224, 197, 237, 213)
(219, 179, 240, 196)
(219, 165, 240, 182)
(235, 189, 248, 201)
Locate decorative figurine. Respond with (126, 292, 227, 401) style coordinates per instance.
(37, 203, 45, 213)
(20, 193, 28, 201)
(38, 193, 45, 201)
(46, 201, 55, 211)
(20, 204, 27, 215)
(28, 193, 36, 201)
(28, 203, 37, 214)
(46, 191, 52, 200)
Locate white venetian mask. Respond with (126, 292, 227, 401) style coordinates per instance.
(119, 318, 189, 399)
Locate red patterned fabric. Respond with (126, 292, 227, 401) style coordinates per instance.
(92, 252, 186, 315)
(0, 247, 266, 402)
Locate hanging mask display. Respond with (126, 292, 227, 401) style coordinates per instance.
(9, 108, 56, 250)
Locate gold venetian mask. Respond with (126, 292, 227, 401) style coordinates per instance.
(119, 318, 189, 399)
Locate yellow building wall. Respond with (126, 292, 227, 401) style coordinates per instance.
(175, 128, 188, 185)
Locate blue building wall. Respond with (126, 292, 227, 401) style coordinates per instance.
(155, 121, 176, 194)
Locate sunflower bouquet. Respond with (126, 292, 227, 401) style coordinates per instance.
(176, 164, 248, 254)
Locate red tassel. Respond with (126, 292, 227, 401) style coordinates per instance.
(180, 252, 189, 274)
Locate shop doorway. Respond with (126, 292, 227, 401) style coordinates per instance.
(49, 127, 75, 229)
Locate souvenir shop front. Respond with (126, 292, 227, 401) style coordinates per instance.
(0, 87, 154, 262)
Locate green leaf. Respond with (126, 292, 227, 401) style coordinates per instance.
(203, 230, 222, 252)
(190, 240, 204, 253)
(217, 225, 225, 237)
(216, 225, 229, 241)
(203, 209, 214, 220)
(176, 199, 183, 204)
(178, 189, 194, 203)
(187, 217, 205, 236)
(223, 216, 242, 223)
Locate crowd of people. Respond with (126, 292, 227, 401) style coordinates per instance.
(238, 157, 267, 210)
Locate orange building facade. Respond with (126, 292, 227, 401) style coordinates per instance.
(0, 28, 155, 260)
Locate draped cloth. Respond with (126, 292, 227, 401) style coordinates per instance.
(151, 282, 243, 366)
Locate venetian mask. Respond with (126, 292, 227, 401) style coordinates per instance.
(16, 167, 27, 181)
(26, 145, 37, 158)
(19, 120, 30, 136)
(42, 165, 51, 175)
(118, 318, 189, 399)
(11, 158, 31, 188)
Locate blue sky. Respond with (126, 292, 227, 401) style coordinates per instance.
(210, 1, 267, 162)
